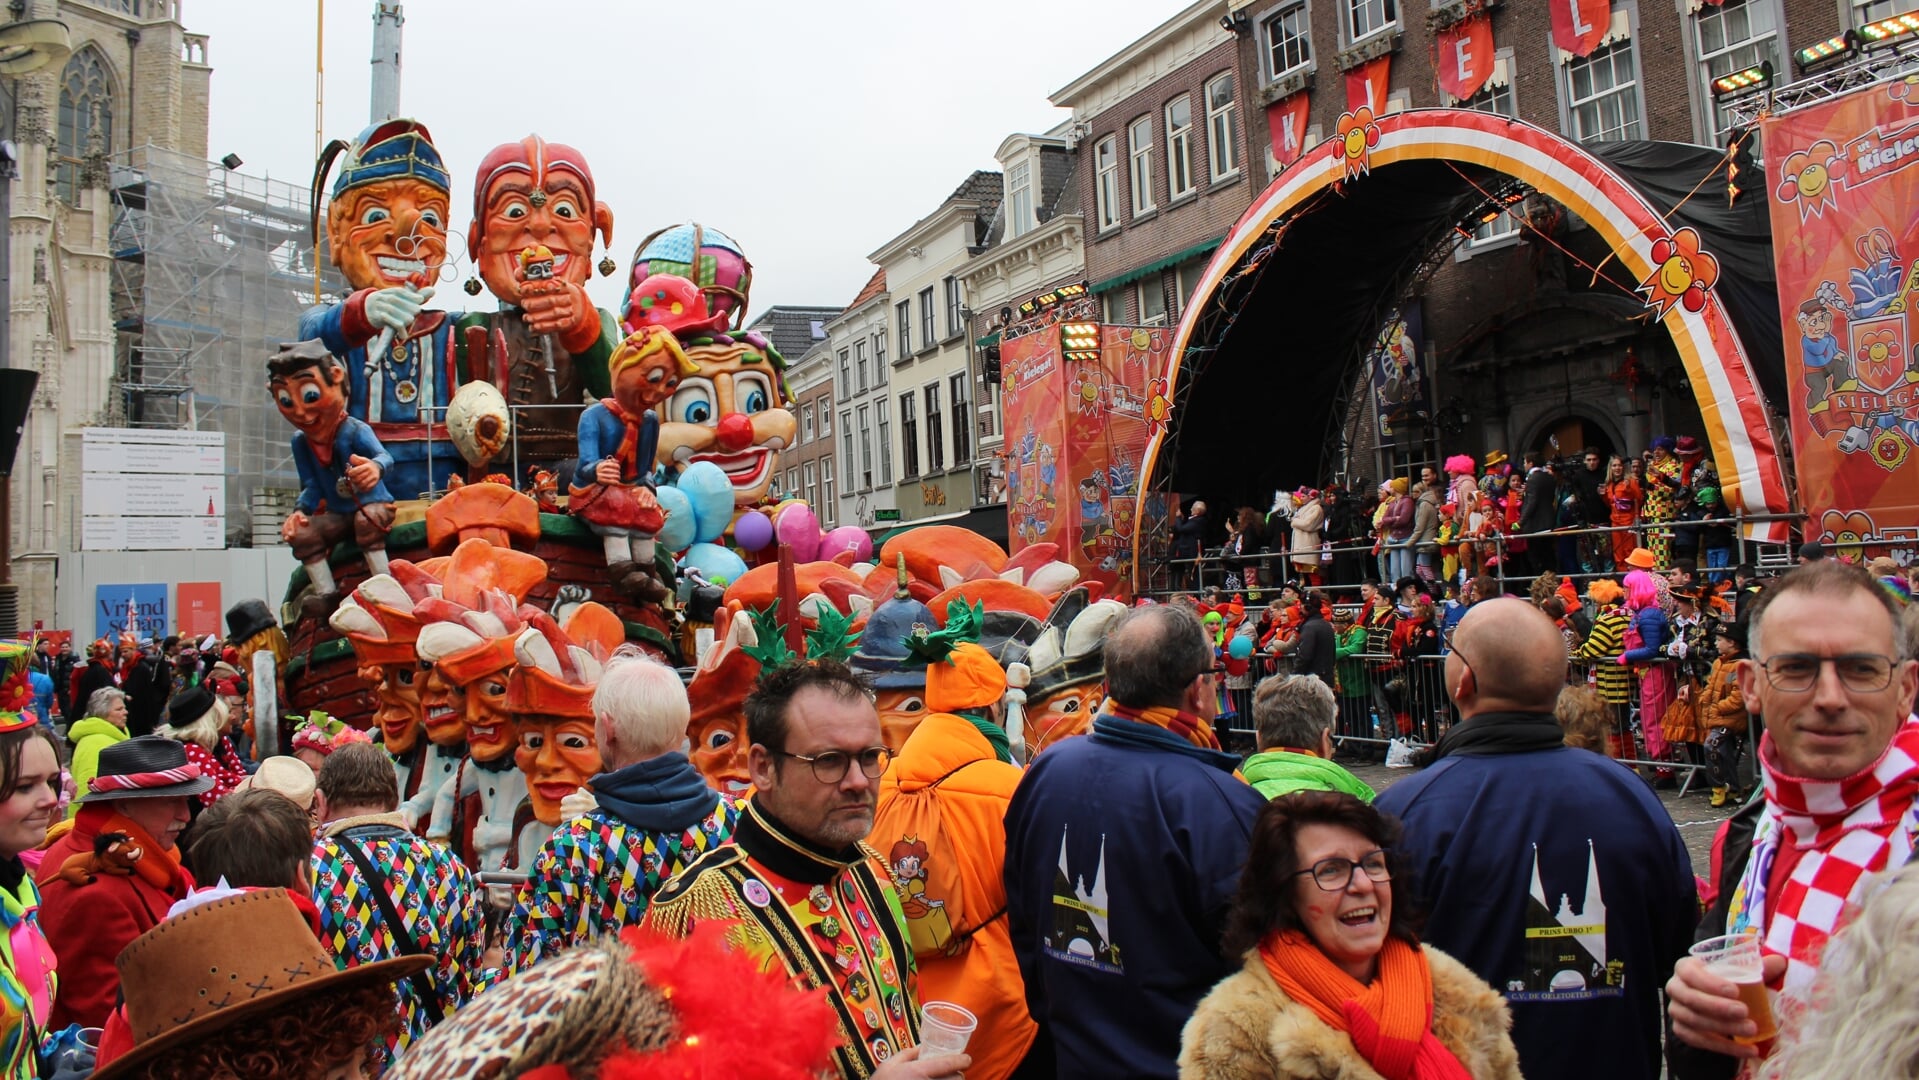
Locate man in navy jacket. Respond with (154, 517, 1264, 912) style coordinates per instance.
(1003, 603, 1264, 1079)
(1377, 598, 1696, 1080)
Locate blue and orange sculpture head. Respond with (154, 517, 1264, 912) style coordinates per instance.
(317, 118, 452, 292)
(468, 134, 614, 307)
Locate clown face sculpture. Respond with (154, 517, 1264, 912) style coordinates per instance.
(327, 142, 450, 293)
(515, 717, 600, 825)
(468, 135, 612, 312)
(656, 333, 796, 508)
(685, 608, 761, 795)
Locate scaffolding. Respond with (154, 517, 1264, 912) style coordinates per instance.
(108, 143, 347, 545)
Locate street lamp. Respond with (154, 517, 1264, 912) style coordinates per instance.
(0, 15, 71, 637)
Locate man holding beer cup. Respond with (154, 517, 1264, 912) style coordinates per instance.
(1667, 561, 1919, 1075)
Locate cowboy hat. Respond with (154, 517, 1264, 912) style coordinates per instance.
(1624, 547, 1658, 570)
(1482, 450, 1509, 468)
(93, 889, 429, 1079)
(80, 736, 214, 803)
(233, 756, 317, 812)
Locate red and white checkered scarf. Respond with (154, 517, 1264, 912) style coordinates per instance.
(1744, 720, 1919, 1000)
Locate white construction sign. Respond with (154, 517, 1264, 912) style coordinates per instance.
(81, 428, 227, 551)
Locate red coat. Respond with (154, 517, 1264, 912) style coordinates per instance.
(35, 812, 194, 1028)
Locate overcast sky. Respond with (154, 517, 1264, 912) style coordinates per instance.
(194, 0, 1192, 321)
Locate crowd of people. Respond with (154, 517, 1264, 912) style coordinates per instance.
(0, 549, 1912, 1078)
(1172, 438, 1749, 595)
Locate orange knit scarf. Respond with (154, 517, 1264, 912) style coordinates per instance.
(1100, 700, 1220, 750)
(1259, 930, 1472, 1080)
(44, 804, 187, 896)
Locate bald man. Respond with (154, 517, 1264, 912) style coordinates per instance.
(1376, 598, 1697, 1080)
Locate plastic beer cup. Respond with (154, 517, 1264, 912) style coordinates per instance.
(1689, 931, 1777, 1045)
(918, 1000, 978, 1057)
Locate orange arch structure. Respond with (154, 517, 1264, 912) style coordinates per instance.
(1133, 108, 1793, 582)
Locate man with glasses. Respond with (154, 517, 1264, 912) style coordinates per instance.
(1376, 597, 1697, 1080)
(1003, 604, 1265, 1079)
(646, 658, 968, 1080)
(1667, 561, 1919, 1078)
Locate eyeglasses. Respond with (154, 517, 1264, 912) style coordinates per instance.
(1293, 849, 1392, 891)
(773, 746, 892, 784)
(1756, 654, 1898, 693)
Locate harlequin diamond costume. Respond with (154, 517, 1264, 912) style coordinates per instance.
(0, 647, 55, 1080)
(311, 802, 488, 1072)
(503, 607, 743, 975)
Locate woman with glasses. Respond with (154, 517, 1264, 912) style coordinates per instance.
(1179, 791, 1519, 1079)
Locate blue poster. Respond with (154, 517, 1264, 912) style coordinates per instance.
(1370, 302, 1430, 443)
(96, 584, 168, 642)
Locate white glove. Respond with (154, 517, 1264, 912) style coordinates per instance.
(364, 285, 434, 334)
(558, 787, 599, 818)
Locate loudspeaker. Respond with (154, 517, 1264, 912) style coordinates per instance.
(0, 369, 37, 478)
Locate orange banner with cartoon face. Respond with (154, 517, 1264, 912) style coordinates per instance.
(1762, 79, 1919, 555)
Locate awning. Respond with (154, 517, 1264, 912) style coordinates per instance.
(1088, 236, 1225, 295)
(974, 331, 1002, 348)
(872, 504, 1008, 549)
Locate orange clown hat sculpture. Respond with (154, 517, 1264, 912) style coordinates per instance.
(508, 600, 624, 832)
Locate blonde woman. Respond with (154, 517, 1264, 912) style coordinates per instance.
(155, 687, 248, 808)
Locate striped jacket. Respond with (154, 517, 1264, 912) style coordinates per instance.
(1575, 607, 1633, 704)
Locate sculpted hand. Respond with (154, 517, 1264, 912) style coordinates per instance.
(346, 454, 384, 493)
(595, 459, 623, 485)
(1666, 952, 1786, 1059)
(281, 511, 310, 543)
(871, 1046, 970, 1080)
(520, 279, 590, 337)
(364, 285, 434, 335)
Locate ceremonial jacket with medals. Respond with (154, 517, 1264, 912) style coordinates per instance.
(302, 297, 461, 501)
(645, 799, 921, 1079)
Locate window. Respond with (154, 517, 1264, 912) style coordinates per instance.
(837, 348, 851, 396)
(818, 397, 831, 436)
(877, 396, 893, 484)
(1695, 0, 1778, 147)
(1102, 291, 1126, 324)
(57, 47, 114, 205)
(1206, 73, 1241, 180)
(1138, 277, 1168, 326)
(841, 414, 855, 489)
(855, 339, 869, 392)
(1346, 0, 1397, 42)
(925, 383, 945, 473)
(1008, 160, 1033, 238)
(1175, 259, 1209, 319)
(857, 405, 873, 489)
(1851, 0, 1917, 24)
(785, 468, 799, 500)
(944, 277, 963, 340)
(950, 373, 971, 465)
(897, 299, 912, 358)
(901, 394, 919, 478)
(919, 288, 936, 349)
(1095, 135, 1121, 231)
(1128, 116, 1156, 216)
(978, 378, 999, 439)
(1566, 37, 1642, 143)
(874, 330, 887, 372)
(801, 403, 814, 443)
(1460, 65, 1520, 244)
(804, 461, 817, 509)
(820, 459, 835, 524)
(1166, 96, 1195, 199)
(1265, 3, 1313, 79)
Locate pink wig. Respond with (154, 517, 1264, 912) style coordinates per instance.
(1444, 454, 1476, 475)
(1622, 569, 1659, 610)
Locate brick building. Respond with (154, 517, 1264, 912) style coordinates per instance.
(742, 305, 840, 514)
(1053, 0, 1256, 328)
(1219, 0, 1859, 483)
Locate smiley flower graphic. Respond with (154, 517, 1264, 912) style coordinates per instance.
(1335, 107, 1381, 180)
(1638, 228, 1720, 318)
(1775, 140, 1845, 220)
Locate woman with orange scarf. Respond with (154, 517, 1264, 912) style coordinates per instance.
(1179, 791, 1519, 1080)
